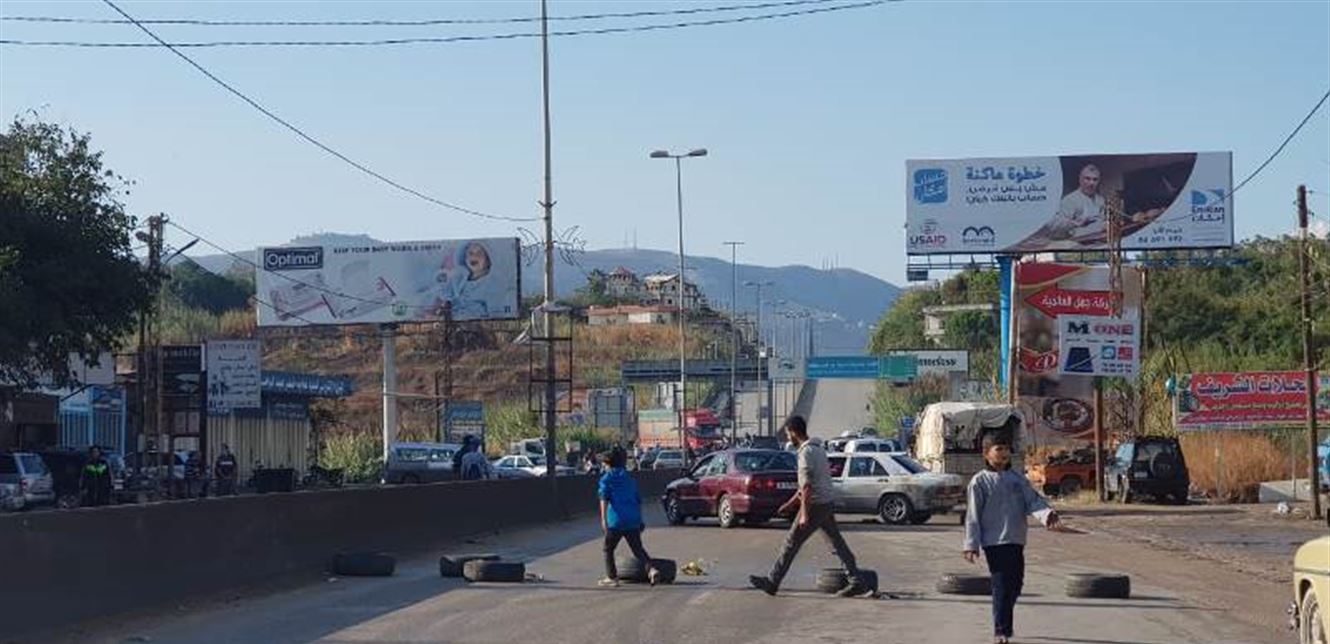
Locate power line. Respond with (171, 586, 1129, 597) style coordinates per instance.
(2, 1, 889, 48)
(1, 0, 848, 27)
(95, 0, 535, 224)
(1109, 88, 1330, 233)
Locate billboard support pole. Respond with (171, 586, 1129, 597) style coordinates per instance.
(1094, 379, 1105, 502)
(381, 324, 398, 464)
(1297, 185, 1322, 520)
(1006, 258, 1021, 404)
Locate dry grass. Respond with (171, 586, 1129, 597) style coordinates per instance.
(1180, 431, 1309, 503)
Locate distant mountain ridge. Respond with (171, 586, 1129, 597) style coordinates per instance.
(192, 233, 900, 355)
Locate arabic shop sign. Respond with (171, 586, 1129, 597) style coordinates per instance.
(1176, 372, 1330, 430)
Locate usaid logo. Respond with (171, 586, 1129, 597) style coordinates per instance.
(909, 219, 948, 250)
(1189, 189, 1227, 222)
(962, 225, 996, 247)
(913, 168, 948, 204)
(263, 247, 323, 271)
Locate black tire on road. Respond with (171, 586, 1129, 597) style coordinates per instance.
(936, 573, 991, 596)
(439, 553, 500, 578)
(816, 568, 849, 594)
(1065, 573, 1131, 599)
(463, 560, 526, 583)
(909, 511, 932, 525)
(664, 493, 687, 526)
(616, 557, 677, 584)
(718, 495, 739, 529)
(332, 553, 396, 577)
(878, 494, 914, 525)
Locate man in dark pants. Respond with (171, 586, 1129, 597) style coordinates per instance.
(79, 446, 114, 507)
(214, 444, 238, 496)
(750, 415, 864, 597)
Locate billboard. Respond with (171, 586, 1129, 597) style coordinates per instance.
(887, 350, 969, 377)
(206, 340, 262, 412)
(1176, 372, 1330, 430)
(160, 345, 203, 396)
(256, 238, 520, 326)
(1057, 315, 1139, 377)
(444, 401, 486, 442)
(805, 356, 917, 381)
(906, 152, 1233, 254)
(1015, 263, 1142, 445)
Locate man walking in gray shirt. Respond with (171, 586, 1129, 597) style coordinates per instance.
(750, 415, 864, 597)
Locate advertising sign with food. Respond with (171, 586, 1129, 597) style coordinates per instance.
(1015, 263, 1142, 445)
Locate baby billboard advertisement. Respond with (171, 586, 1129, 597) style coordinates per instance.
(256, 238, 521, 326)
(906, 152, 1233, 254)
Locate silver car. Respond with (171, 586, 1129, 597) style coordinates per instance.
(384, 442, 462, 484)
(652, 449, 687, 470)
(828, 452, 964, 525)
(0, 452, 56, 508)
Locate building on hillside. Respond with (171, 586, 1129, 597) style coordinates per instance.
(587, 304, 679, 327)
(606, 267, 644, 300)
(921, 303, 998, 345)
(642, 273, 705, 311)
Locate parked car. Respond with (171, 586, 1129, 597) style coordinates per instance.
(383, 442, 460, 484)
(841, 438, 905, 454)
(1292, 534, 1330, 644)
(661, 449, 798, 528)
(652, 449, 687, 470)
(740, 436, 781, 450)
(0, 452, 56, 508)
(827, 452, 964, 524)
(1104, 437, 1190, 504)
(0, 481, 24, 511)
(492, 454, 575, 477)
(1026, 448, 1097, 497)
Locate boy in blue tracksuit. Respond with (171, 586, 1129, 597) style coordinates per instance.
(964, 433, 1063, 644)
(598, 447, 662, 587)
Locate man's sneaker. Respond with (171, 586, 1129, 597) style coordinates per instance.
(748, 575, 778, 596)
(836, 582, 869, 598)
(648, 568, 663, 587)
(598, 578, 620, 588)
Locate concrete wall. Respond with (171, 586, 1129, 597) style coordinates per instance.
(0, 470, 677, 637)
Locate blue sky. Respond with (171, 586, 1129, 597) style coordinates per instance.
(2, 0, 1327, 283)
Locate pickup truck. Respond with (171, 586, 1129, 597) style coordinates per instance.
(1026, 448, 1096, 497)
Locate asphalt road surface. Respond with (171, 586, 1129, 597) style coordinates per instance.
(59, 506, 1281, 644)
(803, 379, 876, 441)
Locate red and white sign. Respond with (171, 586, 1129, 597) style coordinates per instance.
(1177, 372, 1330, 430)
(1024, 287, 1114, 318)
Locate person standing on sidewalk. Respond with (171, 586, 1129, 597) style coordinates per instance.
(79, 446, 114, 507)
(750, 415, 865, 597)
(214, 444, 238, 496)
(963, 432, 1063, 644)
(598, 447, 663, 587)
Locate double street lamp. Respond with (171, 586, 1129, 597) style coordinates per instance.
(650, 148, 708, 449)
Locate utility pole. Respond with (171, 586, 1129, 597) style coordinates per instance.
(1297, 185, 1322, 520)
(724, 241, 743, 443)
(137, 214, 166, 454)
(540, 0, 558, 482)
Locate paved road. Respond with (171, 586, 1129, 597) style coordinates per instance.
(63, 506, 1279, 644)
(802, 378, 876, 441)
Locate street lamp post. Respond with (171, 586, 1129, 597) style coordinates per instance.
(744, 280, 774, 434)
(651, 148, 707, 455)
(723, 241, 744, 443)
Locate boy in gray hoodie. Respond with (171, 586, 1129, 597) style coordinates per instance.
(963, 432, 1062, 644)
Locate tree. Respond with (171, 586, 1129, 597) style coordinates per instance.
(0, 117, 152, 388)
(166, 259, 252, 314)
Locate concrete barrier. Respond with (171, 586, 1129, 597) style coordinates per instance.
(0, 470, 678, 637)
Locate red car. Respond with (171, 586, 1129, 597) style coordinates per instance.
(661, 449, 798, 528)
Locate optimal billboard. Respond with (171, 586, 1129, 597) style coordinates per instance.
(1176, 372, 1330, 430)
(256, 238, 520, 326)
(906, 152, 1233, 254)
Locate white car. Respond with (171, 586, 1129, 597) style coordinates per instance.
(652, 449, 687, 470)
(492, 455, 575, 477)
(841, 438, 906, 454)
(827, 452, 965, 525)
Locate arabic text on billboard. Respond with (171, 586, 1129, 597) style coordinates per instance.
(1016, 263, 1142, 444)
(1176, 372, 1330, 430)
(206, 340, 262, 412)
(256, 238, 520, 326)
(906, 152, 1233, 254)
